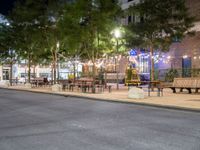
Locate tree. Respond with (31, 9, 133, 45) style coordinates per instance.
(0, 22, 18, 85)
(127, 0, 195, 80)
(38, 0, 66, 84)
(9, 0, 49, 83)
(9, 0, 65, 84)
(60, 0, 121, 91)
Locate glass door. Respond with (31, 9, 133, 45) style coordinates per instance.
(182, 57, 191, 77)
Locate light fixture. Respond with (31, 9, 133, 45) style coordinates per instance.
(183, 55, 188, 59)
(167, 56, 171, 59)
(56, 42, 60, 48)
(114, 28, 121, 38)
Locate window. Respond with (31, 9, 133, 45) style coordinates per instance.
(128, 15, 132, 23)
(182, 57, 191, 77)
(3, 69, 9, 80)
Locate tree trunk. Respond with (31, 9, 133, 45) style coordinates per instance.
(53, 51, 57, 84)
(33, 65, 36, 78)
(9, 62, 13, 86)
(104, 69, 107, 88)
(92, 61, 96, 93)
(28, 53, 31, 83)
(73, 61, 76, 82)
(150, 45, 154, 81)
(51, 64, 53, 85)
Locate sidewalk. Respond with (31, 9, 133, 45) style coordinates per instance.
(1, 84, 200, 112)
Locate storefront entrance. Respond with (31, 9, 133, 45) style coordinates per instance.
(3, 69, 9, 80)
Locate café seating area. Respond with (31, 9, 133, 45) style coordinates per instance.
(58, 78, 112, 93)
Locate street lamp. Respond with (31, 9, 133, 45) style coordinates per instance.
(113, 28, 121, 90)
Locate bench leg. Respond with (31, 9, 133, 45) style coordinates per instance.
(186, 88, 192, 94)
(171, 87, 176, 93)
(195, 88, 199, 93)
(180, 88, 183, 92)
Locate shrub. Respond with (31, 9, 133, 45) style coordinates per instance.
(165, 69, 179, 82)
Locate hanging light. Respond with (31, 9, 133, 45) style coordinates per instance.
(167, 56, 171, 59)
(183, 55, 188, 59)
(193, 56, 197, 60)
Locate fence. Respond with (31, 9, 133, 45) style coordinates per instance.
(155, 68, 200, 82)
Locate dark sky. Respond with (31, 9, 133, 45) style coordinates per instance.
(0, 0, 16, 15)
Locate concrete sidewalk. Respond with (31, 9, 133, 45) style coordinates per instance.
(1, 84, 200, 112)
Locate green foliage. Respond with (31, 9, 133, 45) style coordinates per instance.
(127, 0, 195, 50)
(126, 0, 195, 80)
(191, 69, 200, 77)
(60, 0, 122, 62)
(165, 69, 179, 82)
(0, 22, 17, 65)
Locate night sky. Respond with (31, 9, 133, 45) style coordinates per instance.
(0, 0, 16, 15)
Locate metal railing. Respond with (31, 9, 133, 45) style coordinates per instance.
(155, 68, 200, 81)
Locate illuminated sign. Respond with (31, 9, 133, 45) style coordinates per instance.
(129, 49, 137, 56)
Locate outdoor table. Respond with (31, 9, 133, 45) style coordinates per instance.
(71, 79, 103, 93)
(31, 78, 45, 87)
(77, 79, 93, 93)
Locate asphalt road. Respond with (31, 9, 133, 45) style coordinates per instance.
(0, 89, 200, 150)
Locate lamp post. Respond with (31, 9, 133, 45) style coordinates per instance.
(114, 29, 121, 90)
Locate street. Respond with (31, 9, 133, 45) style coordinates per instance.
(0, 89, 200, 150)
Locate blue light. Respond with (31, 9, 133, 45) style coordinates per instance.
(129, 49, 137, 56)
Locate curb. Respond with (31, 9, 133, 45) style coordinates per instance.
(1, 87, 200, 113)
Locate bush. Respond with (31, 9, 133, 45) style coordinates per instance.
(165, 69, 179, 82)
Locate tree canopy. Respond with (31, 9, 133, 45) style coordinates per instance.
(127, 0, 195, 80)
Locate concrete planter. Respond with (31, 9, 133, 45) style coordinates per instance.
(24, 83, 32, 89)
(52, 84, 62, 92)
(128, 87, 145, 99)
(0, 81, 10, 87)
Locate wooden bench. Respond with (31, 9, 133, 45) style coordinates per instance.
(169, 78, 200, 94)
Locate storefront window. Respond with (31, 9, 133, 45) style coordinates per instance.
(3, 69, 9, 80)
